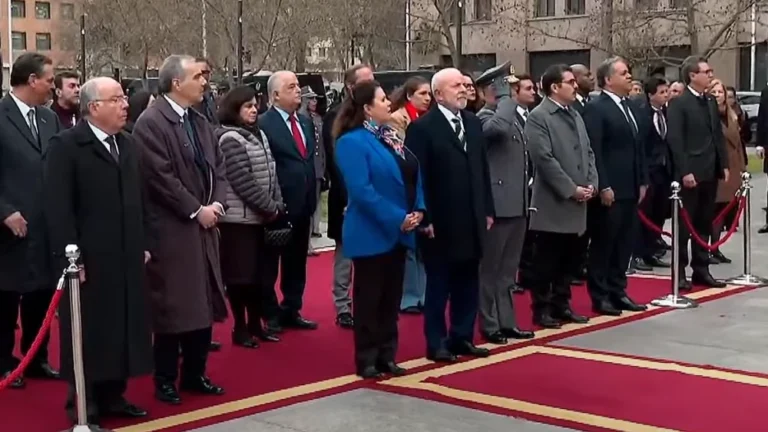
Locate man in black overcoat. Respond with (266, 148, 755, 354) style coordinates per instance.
(0, 52, 61, 389)
(406, 68, 495, 363)
(44, 77, 152, 425)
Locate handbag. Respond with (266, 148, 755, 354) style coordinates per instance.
(264, 219, 292, 247)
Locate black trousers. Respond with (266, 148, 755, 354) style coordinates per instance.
(529, 231, 580, 317)
(352, 246, 406, 371)
(679, 179, 717, 273)
(0, 289, 54, 372)
(153, 327, 212, 385)
(228, 284, 266, 336)
(587, 199, 637, 305)
(635, 171, 670, 258)
(262, 217, 311, 319)
(65, 380, 127, 418)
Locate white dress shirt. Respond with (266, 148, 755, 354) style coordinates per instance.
(10, 92, 38, 131)
(87, 121, 118, 155)
(274, 106, 306, 143)
(602, 89, 637, 130)
(437, 103, 464, 131)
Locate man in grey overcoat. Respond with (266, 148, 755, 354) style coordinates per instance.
(0, 52, 62, 389)
(133, 55, 228, 405)
(524, 64, 598, 330)
(474, 62, 535, 344)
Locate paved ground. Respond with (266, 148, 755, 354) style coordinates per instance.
(192, 174, 768, 432)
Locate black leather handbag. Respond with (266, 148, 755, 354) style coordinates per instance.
(264, 219, 292, 247)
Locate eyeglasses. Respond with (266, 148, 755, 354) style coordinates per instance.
(95, 95, 128, 104)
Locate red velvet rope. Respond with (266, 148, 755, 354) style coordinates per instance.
(637, 191, 742, 238)
(0, 283, 63, 391)
(679, 196, 746, 252)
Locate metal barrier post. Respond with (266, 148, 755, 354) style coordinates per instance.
(727, 172, 768, 286)
(63, 245, 105, 432)
(651, 182, 698, 308)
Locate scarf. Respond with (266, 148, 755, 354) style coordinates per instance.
(404, 101, 421, 122)
(363, 120, 405, 159)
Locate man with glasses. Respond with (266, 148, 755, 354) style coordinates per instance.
(666, 56, 728, 289)
(196, 57, 218, 125)
(524, 64, 598, 329)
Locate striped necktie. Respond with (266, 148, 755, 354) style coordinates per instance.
(451, 117, 466, 151)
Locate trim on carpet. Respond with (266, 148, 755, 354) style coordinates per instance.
(116, 283, 753, 432)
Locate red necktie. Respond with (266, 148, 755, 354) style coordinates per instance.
(289, 115, 307, 158)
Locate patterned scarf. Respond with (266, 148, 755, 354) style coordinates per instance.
(363, 120, 405, 159)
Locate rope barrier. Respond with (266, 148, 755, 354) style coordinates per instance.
(679, 196, 746, 252)
(0, 273, 65, 391)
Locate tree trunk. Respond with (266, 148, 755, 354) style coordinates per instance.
(687, 4, 699, 54)
(599, 0, 613, 54)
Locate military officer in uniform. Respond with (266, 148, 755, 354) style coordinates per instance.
(474, 62, 535, 344)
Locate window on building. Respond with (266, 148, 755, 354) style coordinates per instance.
(565, 0, 585, 14)
(535, 0, 555, 17)
(11, 0, 25, 18)
(475, 0, 491, 20)
(12, 32, 26, 50)
(36, 33, 51, 50)
(61, 3, 75, 20)
(35, 2, 51, 19)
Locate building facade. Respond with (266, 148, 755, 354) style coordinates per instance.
(411, 0, 768, 90)
(1, 0, 78, 88)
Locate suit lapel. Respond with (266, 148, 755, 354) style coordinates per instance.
(269, 108, 303, 159)
(75, 121, 118, 167)
(2, 95, 39, 151)
(37, 111, 54, 154)
(367, 130, 404, 186)
(430, 107, 465, 154)
(299, 114, 314, 160)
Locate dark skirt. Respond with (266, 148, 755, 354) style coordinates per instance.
(219, 223, 265, 286)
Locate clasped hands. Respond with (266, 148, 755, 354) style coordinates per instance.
(572, 185, 596, 203)
(196, 204, 225, 229)
(400, 211, 424, 232)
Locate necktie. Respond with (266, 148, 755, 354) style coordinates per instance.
(289, 115, 307, 158)
(655, 109, 667, 139)
(105, 135, 119, 162)
(620, 99, 638, 136)
(27, 109, 38, 141)
(451, 117, 466, 151)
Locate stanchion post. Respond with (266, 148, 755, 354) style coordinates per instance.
(63, 245, 104, 432)
(651, 182, 698, 309)
(727, 172, 768, 286)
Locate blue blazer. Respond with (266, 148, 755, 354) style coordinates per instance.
(335, 127, 426, 259)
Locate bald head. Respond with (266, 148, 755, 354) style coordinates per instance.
(268, 70, 301, 112)
(431, 68, 467, 112)
(80, 76, 128, 134)
(570, 63, 594, 94)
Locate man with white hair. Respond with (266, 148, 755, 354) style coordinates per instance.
(133, 54, 228, 404)
(259, 70, 319, 332)
(406, 67, 495, 363)
(45, 77, 151, 424)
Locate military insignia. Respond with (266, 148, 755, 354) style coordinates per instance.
(509, 65, 515, 76)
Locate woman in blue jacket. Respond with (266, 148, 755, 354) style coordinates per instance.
(332, 80, 426, 379)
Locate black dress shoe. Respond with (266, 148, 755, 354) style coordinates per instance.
(643, 256, 671, 268)
(357, 366, 383, 379)
(281, 315, 319, 330)
(553, 308, 589, 324)
(258, 331, 281, 343)
(427, 349, 458, 363)
(758, 224, 768, 234)
(625, 267, 637, 275)
(510, 284, 525, 294)
(631, 258, 653, 272)
(501, 327, 535, 339)
(376, 361, 407, 376)
(232, 331, 259, 349)
(678, 277, 692, 291)
(711, 251, 732, 264)
(592, 301, 622, 316)
(180, 376, 225, 395)
(102, 401, 148, 418)
(154, 382, 181, 404)
(449, 341, 491, 358)
(209, 341, 222, 352)
(534, 315, 562, 329)
(1, 371, 25, 389)
(265, 320, 283, 334)
(691, 272, 726, 288)
(336, 312, 354, 329)
(481, 331, 508, 345)
(612, 296, 647, 312)
(25, 361, 60, 379)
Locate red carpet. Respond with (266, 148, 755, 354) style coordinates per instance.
(407, 351, 766, 431)
(0, 251, 746, 431)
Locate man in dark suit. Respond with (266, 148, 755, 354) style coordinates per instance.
(321, 64, 374, 329)
(45, 77, 151, 425)
(755, 85, 768, 233)
(570, 63, 594, 284)
(406, 68, 495, 363)
(524, 64, 598, 329)
(259, 71, 319, 331)
(633, 77, 672, 267)
(134, 55, 228, 405)
(0, 52, 61, 389)
(666, 56, 728, 289)
(582, 57, 648, 316)
(474, 62, 534, 344)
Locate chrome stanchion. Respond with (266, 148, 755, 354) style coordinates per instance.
(651, 182, 698, 308)
(63, 245, 110, 432)
(727, 172, 768, 286)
